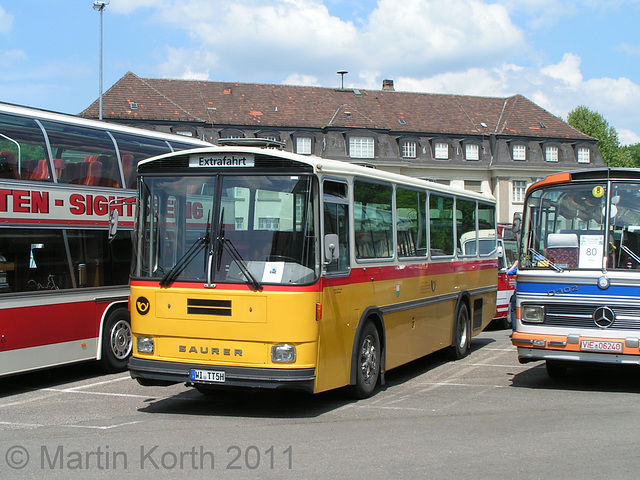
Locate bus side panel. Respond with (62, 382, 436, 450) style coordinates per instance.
(314, 279, 363, 393)
(0, 297, 99, 376)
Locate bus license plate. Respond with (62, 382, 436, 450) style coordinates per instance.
(190, 369, 226, 383)
(580, 340, 623, 353)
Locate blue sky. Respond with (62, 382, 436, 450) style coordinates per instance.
(1, 0, 639, 144)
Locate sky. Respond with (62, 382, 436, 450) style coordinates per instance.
(1, 0, 639, 145)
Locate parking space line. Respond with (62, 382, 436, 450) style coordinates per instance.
(42, 388, 150, 399)
(50, 375, 132, 392)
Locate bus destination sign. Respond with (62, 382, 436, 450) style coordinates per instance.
(189, 154, 255, 168)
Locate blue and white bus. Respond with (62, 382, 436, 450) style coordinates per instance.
(512, 168, 640, 377)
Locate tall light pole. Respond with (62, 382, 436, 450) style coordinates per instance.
(93, 1, 109, 120)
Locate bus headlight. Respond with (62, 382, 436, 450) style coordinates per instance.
(136, 337, 154, 354)
(271, 344, 296, 363)
(522, 305, 545, 323)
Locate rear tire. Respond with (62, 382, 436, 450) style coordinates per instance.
(448, 303, 470, 359)
(546, 360, 567, 378)
(99, 307, 132, 372)
(348, 322, 380, 399)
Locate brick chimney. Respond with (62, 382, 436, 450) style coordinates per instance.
(382, 79, 395, 91)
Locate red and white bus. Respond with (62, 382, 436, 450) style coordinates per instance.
(0, 102, 209, 377)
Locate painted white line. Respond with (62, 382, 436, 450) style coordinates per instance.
(61, 375, 132, 392)
(65, 421, 141, 430)
(42, 388, 150, 399)
(0, 420, 141, 430)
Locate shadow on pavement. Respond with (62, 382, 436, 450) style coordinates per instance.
(511, 361, 640, 394)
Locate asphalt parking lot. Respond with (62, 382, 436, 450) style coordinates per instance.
(2, 326, 640, 480)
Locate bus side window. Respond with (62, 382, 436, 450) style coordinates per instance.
(323, 180, 350, 274)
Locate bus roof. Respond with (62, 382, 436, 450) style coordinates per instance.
(139, 145, 496, 204)
(0, 101, 212, 147)
(527, 167, 640, 196)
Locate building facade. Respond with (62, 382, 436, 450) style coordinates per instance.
(80, 72, 604, 223)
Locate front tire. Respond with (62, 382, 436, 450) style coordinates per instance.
(349, 322, 380, 399)
(448, 303, 470, 359)
(99, 307, 132, 372)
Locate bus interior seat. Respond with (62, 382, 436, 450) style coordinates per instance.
(53, 158, 65, 180)
(83, 160, 103, 186)
(547, 233, 579, 268)
(30, 159, 51, 180)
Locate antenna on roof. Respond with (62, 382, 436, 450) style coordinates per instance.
(337, 70, 348, 89)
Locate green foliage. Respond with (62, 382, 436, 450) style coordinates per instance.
(622, 144, 640, 168)
(566, 105, 636, 167)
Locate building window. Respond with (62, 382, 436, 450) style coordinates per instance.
(219, 128, 244, 139)
(465, 144, 479, 161)
(512, 144, 526, 161)
(258, 217, 280, 230)
(296, 137, 312, 155)
(513, 180, 527, 203)
(545, 146, 558, 162)
(434, 142, 449, 159)
(349, 137, 375, 158)
(401, 141, 417, 158)
(464, 180, 482, 193)
(577, 146, 590, 163)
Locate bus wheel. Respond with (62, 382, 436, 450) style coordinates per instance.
(349, 322, 380, 399)
(99, 307, 132, 372)
(449, 303, 470, 360)
(545, 360, 567, 379)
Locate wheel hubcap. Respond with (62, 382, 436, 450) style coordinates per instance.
(110, 320, 132, 360)
(359, 335, 377, 383)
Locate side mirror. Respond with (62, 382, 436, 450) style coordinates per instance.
(512, 213, 522, 234)
(324, 234, 339, 263)
(497, 245, 504, 258)
(108, 209, 119, 241)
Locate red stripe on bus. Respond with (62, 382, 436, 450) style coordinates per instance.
(0, 301, 109, 351)
(131, 259, 497, 292)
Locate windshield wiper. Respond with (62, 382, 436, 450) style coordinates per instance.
(217, 231, 262, 291)
(528, 248, 564, 272)
(160, 217, 211, 287)
(159, 235, 208, 287)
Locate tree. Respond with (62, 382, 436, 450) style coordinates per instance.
(567, 105, 632, 167)
(623, 143, 640, 167)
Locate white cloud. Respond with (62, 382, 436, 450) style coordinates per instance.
(619, 129, 640, 146)
(541, 53, 583, 88)
(0, 5, 13, 34)
(106, 0, 640, 143)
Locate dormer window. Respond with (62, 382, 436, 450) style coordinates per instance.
(347, 133, 376, 159)
(434, 142, 449, 160)
(401, 140, 417, 159)
(512, 144, 526, 161)
(545, 145, 559, 162)
(465, 144, 479, 161)
(577, 146, 591, 163)
(296, 137, 312, 155)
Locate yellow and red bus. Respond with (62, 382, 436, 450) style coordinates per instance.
(128, 141, 498, 397)
(0, 102, 209, 377)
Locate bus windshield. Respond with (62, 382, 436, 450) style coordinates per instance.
(135, 173, 318, 285)
(521, 181, 640, 271)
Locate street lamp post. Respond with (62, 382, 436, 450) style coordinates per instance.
(93, 1, 109, 120)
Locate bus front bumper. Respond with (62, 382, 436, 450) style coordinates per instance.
(128, 357, 316, 393)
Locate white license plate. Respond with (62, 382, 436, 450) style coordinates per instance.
(580, 340, 623, 353)
(190, 369, 226, 383)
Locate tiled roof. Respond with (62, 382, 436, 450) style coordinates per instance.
(81, 71, 593, 141)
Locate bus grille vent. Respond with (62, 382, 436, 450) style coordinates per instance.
(187, 299, 232, 316)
